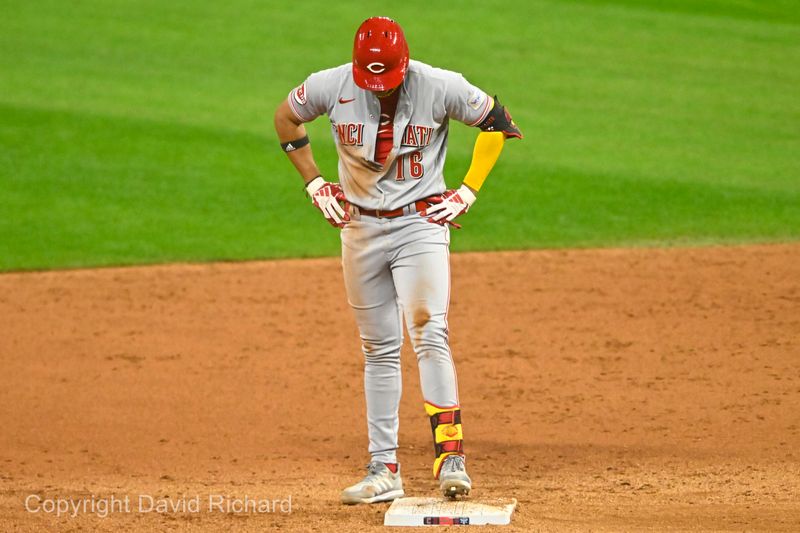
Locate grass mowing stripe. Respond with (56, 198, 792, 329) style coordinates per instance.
(564, 0, 800, 26)
(462, 165, 800, 251)
(2, 103, 796, 271)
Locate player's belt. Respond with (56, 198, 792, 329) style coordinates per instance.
(352, 199, 432, 219)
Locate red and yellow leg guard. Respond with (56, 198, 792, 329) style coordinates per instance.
(425, 402, 464, 479)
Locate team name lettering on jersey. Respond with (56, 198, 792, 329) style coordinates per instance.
(401, 125, 434, 148)
(335, 123, 364, 146)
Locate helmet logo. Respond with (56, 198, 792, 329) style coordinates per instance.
(366, 62, 386, 74)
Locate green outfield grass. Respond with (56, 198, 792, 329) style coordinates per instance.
(1, 0, 798, 270)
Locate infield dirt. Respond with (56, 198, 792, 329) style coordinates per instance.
(1, 244, 798, 531)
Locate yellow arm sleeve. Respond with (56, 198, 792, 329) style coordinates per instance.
(462, 131, 505, 193)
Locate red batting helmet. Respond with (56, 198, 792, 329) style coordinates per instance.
(352, 17, 409, 92)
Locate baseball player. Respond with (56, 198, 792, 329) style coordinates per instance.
(274, 16, 521, 504)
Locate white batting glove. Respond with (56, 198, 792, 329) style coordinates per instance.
(306, 176, 350, 228)
(421, 184, 477, 229)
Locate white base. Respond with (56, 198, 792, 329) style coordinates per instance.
(384, 497, 517, 526)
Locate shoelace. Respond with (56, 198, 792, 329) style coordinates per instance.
(443, 455, 465, 473)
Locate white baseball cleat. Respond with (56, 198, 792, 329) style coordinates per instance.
(341, 461, 404, 505)
(439, 455, 472, 498)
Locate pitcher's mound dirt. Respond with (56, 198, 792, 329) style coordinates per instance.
(1, 244, 798, 532)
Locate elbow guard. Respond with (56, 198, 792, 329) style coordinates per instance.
(477, 96, 523, 139)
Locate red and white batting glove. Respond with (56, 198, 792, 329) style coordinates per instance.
(305, 176, 350, 228)
(421, 184, 477, 229)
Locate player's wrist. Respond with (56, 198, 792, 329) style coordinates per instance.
(457, 184, 477, 206)
(304, 175, 325, 195)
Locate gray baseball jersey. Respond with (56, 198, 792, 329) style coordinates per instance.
(287, 60, 492, 211)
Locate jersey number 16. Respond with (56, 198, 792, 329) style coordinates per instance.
(395, 152, 424, 181)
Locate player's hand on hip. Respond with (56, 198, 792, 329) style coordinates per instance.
(306, 176, 350, 228)
(421, 184, 476, 229)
